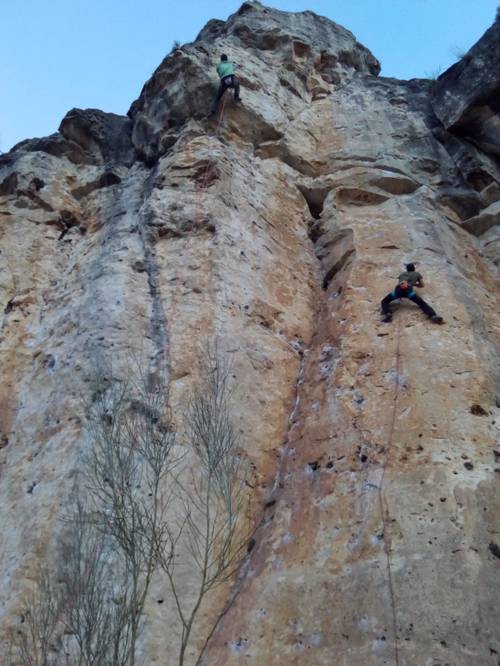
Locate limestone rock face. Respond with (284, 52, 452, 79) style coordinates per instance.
(432, 17, 500, 157)
(1, 2, 499, 665)
(128, 0, 380, 164)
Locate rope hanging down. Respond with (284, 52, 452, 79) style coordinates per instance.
(377, 318, 402, 666)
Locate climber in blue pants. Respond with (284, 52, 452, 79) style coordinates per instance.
(381, 263, 443, 323)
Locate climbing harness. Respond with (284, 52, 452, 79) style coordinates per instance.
(377, 318, 402, 666)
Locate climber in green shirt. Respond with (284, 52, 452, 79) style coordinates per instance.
(210, 54, 241, 115)
(381, 263, 443, 323)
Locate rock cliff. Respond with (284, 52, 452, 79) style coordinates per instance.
(1, 2, 499, 664)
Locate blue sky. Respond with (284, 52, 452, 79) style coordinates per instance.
(1, 0, 498, 152)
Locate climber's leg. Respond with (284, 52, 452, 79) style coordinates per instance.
(233, 76, 241, 102)
(210, 80, 227, 115)
(381, 291, 397, 321)
(381, 291, 397, 315)
(408, 292, 437, 318)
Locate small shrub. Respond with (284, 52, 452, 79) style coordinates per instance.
(450, 45, 467, 61)
(425, 66, 444, 81)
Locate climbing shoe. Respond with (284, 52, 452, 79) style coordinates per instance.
(430, 315, 444, 324)
(382, 313, 392, 323)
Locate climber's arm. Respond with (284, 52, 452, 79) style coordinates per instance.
(414, 272, 424, 288)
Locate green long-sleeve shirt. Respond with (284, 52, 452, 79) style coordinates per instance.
(216, 61, 235, 79)
(398, 270, 422, 288)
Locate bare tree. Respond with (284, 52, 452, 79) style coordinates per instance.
(6, 567, 64, 666)
(162, 351, 254, 666)
(6, 497, 137, 666)
(7, 352, 252, 666)
(57, 498, 133, 666)
(84, 362, 179, 666)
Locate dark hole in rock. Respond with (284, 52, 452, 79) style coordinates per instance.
(31, 177, 45, 190)
(132, 260, 147, 273)
(297, 185, 330, 221)
(71, 171, 121, 199)
(247, 537, 256, 553)
(489, 542, 500, 559)
(4, 298, 15, 314)
(56, 209, 82, 240)
(360, 454, 368, 463)
(493, 451, 500, 463)
(326, 461, 334, 469)
(0, 172, 18, 196)
(293, 41, 310, 57)
(264, 499, 276, 508)
(467, 167, 494, 192)
(470, 404, 488, 416)
(463, 461, 474, 471)
(27, 482, 37, 494)
(308, 461, 320, 472)
(157, 599, 164, 604)
(43, 354, 56, 370)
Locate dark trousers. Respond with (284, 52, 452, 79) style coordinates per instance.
(211, 75, 240, 114)
(381, 285, 436, 317)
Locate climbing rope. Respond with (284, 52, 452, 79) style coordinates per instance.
(377, 318, 402, 666)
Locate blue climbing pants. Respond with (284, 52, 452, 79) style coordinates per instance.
(381, 285, 436, 317)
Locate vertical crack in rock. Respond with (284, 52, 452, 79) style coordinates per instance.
(262, 186, 348, 506)
(77, 178, 138, 358)
(198, 181, 337, 661)
(137, 169, 171, 381)
(268, 343, 310, 501)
